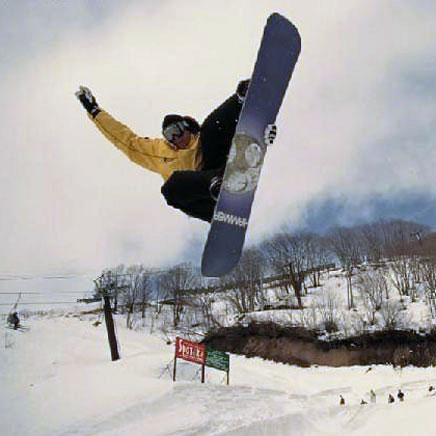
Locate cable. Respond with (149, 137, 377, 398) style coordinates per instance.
(0, 291, 90, 295)
(0, 275, 96, 280)
(0, 302, 82, 306)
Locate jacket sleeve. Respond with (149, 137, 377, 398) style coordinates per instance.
(90, 109, 180, 169)
(200, 94, 243, 171)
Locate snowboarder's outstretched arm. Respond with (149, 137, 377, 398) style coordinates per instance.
(75, 86, 195, 178)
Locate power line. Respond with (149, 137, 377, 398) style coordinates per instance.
(0, 268, 168, 280)
(0, 291, 89, 295)
(0, 275, 97, 280)
(0, 302, 80, 306)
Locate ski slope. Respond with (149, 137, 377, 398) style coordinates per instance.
(2, 316, 436, 436)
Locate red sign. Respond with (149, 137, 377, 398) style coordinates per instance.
(175, 337, 206, 365)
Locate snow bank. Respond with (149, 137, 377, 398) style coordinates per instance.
(2, 316, 436, 435)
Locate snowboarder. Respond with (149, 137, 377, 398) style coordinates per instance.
(339, 395, 345, 405)
(370, 389, 376, 403)
(7, 312, 20, 330)
(388, 394, 395, 404)
(75, 82, 276, 222)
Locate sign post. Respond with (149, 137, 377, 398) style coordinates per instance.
(174, 337, 206, 382)
(206, 347, 230, 385)
(173, 347, 177, 382)
(173, 338, 230, 385)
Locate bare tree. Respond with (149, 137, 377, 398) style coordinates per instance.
(110, 264, 126, 313)
(390, 256, 415, 299)
(383, 219, 430, 257)
(314, 289, 341, 332)
(354, 219, 426, 262)
(154, 272, 169, 314)
(355, 269, 389, 325)
(225, 248, 265, 314)
(345, 268, 355, 310)
(379, 300, 407, 330)
(262, 230, 316, 308)
(148, 272, 169, 333)
(194, 292, 224, 329)
(327, 226, 362, 269)
(305, 235, 333, 288)
(421, 257, 436, 318)
(121, 265, 152, 329)
(358, 222, 385, 262)
(327, 226, 363, 309)
(409, 255, 424, 292)
(160, 262, 198, 328)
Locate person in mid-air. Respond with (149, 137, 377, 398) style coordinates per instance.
(75, 81, 276, 222)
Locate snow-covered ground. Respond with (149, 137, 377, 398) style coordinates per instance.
(2, 315, 436, 436)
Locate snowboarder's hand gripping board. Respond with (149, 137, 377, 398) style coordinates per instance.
(201, 13, 301, 277)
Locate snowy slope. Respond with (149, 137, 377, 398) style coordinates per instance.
(2, 316, 436, 436)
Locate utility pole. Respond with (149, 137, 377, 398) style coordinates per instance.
(103, 293, 120, 361)
(95, 275, 120, 361)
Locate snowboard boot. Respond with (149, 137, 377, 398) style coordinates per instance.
(209, 176, 222, 201)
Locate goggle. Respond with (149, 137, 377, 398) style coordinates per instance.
(163, 120, 188, 142)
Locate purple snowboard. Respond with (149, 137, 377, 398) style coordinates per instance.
(201, 13, 301, 277)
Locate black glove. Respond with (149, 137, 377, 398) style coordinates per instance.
(75, 86, 100, 117)
(236, 79, 250, 102)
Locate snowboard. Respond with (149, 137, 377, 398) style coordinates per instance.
(201, 13, 301, 277)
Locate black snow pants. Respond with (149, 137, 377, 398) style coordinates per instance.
(161, 94, 242, 222)
(161, 168, 223, 222)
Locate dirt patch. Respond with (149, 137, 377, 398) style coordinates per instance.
(203, 322, 436, 367)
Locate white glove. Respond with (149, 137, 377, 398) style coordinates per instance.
(264, 124, 277, 146)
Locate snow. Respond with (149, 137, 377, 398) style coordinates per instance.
(2, 315, 436, 436)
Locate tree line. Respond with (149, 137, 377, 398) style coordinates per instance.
(92, 219, 435, 334)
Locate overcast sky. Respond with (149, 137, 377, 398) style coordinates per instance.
(1, 0, 436, 276)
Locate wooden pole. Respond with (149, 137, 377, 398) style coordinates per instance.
(173, 357, 177, 382)
(173, 337, 179, 382)
(103, 295, 120, 361)
(201, 364, 205, 383)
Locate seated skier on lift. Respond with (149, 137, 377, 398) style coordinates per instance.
(7, 312, 20, 330)
(75, 80, 276, 222)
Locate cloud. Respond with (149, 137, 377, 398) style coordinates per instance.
(1, 0, 436, 274)
(252, 0, 436, 237)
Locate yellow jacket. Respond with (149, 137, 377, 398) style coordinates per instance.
(91, 109, 203, 182)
